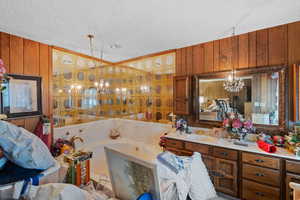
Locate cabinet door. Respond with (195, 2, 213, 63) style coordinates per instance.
(202, 155, 215, 184)
(173, 76, 191, 115)
(286, 173, 300, 200)
(215, 158, 238, 197)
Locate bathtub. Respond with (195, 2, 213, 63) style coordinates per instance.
(54, 119, 172, 179)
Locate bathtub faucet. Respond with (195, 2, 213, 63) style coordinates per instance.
(70, 136, 84, 151)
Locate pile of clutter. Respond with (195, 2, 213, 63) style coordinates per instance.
(0, 120, 119, 200)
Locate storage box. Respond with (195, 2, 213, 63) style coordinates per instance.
(65, 151, 92, 187)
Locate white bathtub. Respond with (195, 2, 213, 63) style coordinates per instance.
(54, 119, 172, 178)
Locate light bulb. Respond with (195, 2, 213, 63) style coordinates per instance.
(94, 82, 99, 87)
(76, 85, 82, 90)
(228, 74, 233, 81)
(105, 82, 109, 87)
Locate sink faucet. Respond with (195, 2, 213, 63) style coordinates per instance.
(70, 136, 84, 151)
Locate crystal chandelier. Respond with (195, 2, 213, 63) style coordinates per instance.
(223, 70, 244, 92)
(223, 27, 244, 93)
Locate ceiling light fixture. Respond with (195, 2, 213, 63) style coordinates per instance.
(223, 27, 244, 93)
(87, 34, 104, 67)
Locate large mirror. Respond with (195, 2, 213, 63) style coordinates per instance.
(196, 66, 286, 127)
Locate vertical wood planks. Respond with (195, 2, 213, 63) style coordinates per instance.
(181, 48, 187, 75)
(268, 25, 287, 66)
(204, 42, 214, 73)
(175, 49, 182, 75)
(213, 40, 220, 72)
(24, 39, 40, 75)
(0, 32, 10, 72)
(192, 44, 204, 74)
(40, 43, 50, 116)
(9, 35, 24, 74)
(238, 33, 249, 69)
(186, 46, 193, 75)
(256, 29, 269, 67)
(248, 31, 257, 68)
(288, 21, 300, 65)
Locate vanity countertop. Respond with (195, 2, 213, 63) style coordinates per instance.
(165, 130, 300, 161)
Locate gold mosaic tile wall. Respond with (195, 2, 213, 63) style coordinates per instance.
(53, 49, 175, 127)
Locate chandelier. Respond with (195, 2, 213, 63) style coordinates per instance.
(223, 70, 244, 92)
(223, 27, 244, 93)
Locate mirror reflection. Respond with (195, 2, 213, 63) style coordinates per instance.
(199, 72, 279, 125)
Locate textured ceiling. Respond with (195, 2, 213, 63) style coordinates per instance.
(0, 0, 299, 62)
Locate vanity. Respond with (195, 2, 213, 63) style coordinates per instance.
(163, 132, 300, 200)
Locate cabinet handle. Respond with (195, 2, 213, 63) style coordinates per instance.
(254, 159, 264, 163)
(255, 173, 265, 177)
(220, 152, 228, 156)
(255, 192, 265, 197)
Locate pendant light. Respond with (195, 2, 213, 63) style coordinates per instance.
(223, 27, 244, 93)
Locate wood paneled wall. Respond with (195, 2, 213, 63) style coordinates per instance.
(0, 32, 52, 132)
(176, 21, 300, 75)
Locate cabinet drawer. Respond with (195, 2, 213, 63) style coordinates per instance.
(286, 160, 300, 174)
(242, 164, 280, 187)
(165, 139, 184, 149)
(242, 152, 280, 169)
(242, 179, 280, 200)
(185, 142, 211, 154)
(213, 147, 238, 161)
(164, 147, 192, 156)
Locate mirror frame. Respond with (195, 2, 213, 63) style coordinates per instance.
(191, 65, 288, 133)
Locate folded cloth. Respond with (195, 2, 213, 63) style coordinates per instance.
(0, 120, 56, 170)
(0, 161, 42, 185)
(257, 140, 277, 153)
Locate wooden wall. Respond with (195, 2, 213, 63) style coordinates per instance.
(0, 32, 52, 132)
(176, 21, 300, 75)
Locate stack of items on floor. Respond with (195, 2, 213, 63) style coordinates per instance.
(0, 120, 117, 200)
(157, 151, 223, 200)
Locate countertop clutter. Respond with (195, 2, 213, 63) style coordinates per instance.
(165, 130, 300, 161)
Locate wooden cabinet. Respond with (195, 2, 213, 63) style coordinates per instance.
(285, 160, 300, 200)
(242, 152, 280, 169)
(163, 137, 300, 199)
(214, 158, 238, 196)
(173, 76, 191, 115)
(164, 139, 238, 197)
(213, 147, 238, 161)
(242, 152, 282, 200)
(286, 173, 300, 200)
(242, 164, 280, 187)
(242, 179, 280, 200)
(185, 142, 211, 154)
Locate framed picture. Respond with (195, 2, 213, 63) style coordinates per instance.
(0, 74, 42, 118)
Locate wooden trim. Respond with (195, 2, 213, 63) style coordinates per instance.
(192, 65, 288, 133)
(52, 46, 113, 64)
(114, 49, 176, 65)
